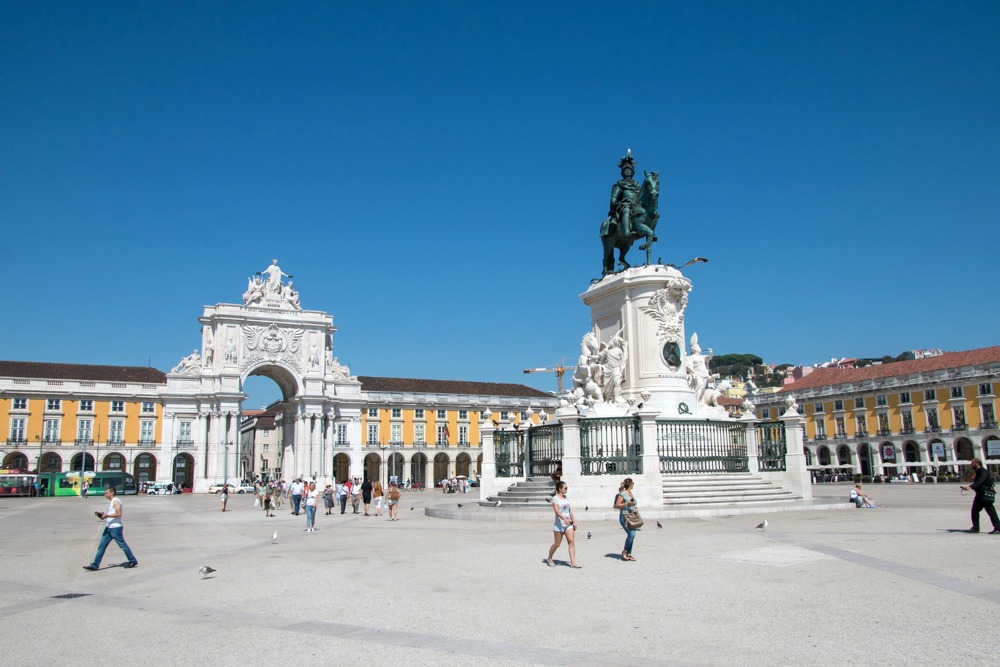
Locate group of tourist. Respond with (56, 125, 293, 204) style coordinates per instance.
(546, 477, 641, 569)
(440, 477, 470, 494)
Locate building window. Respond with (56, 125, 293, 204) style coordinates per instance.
(878, 413, 890, 434)
(141, 401, 155, 413)
(414, 424, 425, 444)
(834, 400, 844, 411)
(77, 419, 93, 441)
(43, 419, 60, 442)
(899, 392, 911, 404)
(459, 425, 468, 444)
(437, 410, 446, 420)
(855, 415, 867, 435)
(926, 407, 939, 430)
(500, 411, 510, 421)
(854, 397, 865, 409)
(979, 383, 993, 396)
(336, 423, 348, 445)
(111, 401, 125, 413)
(813, 403, 823, 414)
(761, 408, 770, 420)
(437, 425, 448, 443)
(79, 399, 94, 412)
(46, 399, 61, 411)
(953, 406, 966, 429)
(902, 410, 914, 433)
(178, 421, 192, 443)
(459, 410, 468, 420)
(9, 418, 26, 442)
(815, 420, 826, 438)
(520, 412, 528, 420)
(924, 389, 936, 402)
(139, 420, 155, 444)
(106, 455, 123, 471)
(43, 453, 61, 471)
(391, 423, 402, 443)
(391, 408, 401, 419)
(835, 417, 846, 437)
(982, 403, 996, 427)
(414, 409, 424, 419)
(12, 397, 27, 410)
(875, 394, 887, 407)
(263, 444, 269, 453)
(367, 424, 379, 445)
(367, 408, 379, 418)
(261, 459, 268, 470)
(950, 386, 963, 399)
(108, 420, 124, 444)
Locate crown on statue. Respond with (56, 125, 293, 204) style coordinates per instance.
(618, 151, 636, 171)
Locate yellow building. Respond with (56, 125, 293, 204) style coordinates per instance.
(0, 361, 167, 484)
(754, 346, 1000, 477)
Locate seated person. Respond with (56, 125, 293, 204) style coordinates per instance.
(849, 483, 876, 508)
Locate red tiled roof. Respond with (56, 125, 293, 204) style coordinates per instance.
(357, 376, 554, 399)
(0, 360, 166, 383)
(781, 346, 1000, 392)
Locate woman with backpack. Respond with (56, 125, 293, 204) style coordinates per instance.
(386, 481, 401, 521)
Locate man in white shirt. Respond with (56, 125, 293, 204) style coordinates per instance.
(350, 477, 362, 514)
(290, 478, 305, 515)
(83, 487, 138, 570)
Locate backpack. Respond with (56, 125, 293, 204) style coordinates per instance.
(389, 487, 401, 501)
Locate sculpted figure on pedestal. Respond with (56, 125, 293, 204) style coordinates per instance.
(243, 275, 265, 305)
(171, 349, 202, 375)
(283, 281, 301, 310)
(203, 327, 214, 366)
(224, 337, 238, 365)
(685, 333, 716, 406)
(599, 331, 629, 405)
(567, 329, 628, 407)
(258, 259, 290, 295)
(569, 331, 603, 406)
(599, 151, 660, 276)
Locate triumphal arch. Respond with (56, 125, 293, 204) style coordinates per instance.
(160, 260, 363, 492)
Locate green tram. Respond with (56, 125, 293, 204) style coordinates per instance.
(38, 471, 138, 497)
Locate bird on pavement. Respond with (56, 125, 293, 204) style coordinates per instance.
(410, 506, 414, 510)
(755, 520, 768, 530)
(587, 531, 592, 539)
(271, 530, 278, 544)
(585, 505, 589, 511)
(524, 498, 529, 503)
(199, 565, 216, 579)
(457, 503, 463, 508)
(656, 521, 663, 529)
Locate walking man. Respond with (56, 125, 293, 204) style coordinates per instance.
(290, 477, 304, 516)
(83, 487, 138, 571)
(960, 458, 1000, 534)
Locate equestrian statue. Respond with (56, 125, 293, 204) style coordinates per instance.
(599, 151, 660, 276)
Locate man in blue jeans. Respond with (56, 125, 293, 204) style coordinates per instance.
(83, 486, 138, 570)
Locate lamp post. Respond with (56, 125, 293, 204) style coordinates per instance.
(223, 441, 230, 490)
(379, 440, 387, 488)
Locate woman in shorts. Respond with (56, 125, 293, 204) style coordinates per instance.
(547, 481, 580, 568)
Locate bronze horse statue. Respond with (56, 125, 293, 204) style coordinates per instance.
(600, 171, 659, 276)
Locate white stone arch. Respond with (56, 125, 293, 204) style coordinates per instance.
(241, 361, 303, 401)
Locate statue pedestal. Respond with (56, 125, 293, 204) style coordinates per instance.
(582, 265, 709, 419)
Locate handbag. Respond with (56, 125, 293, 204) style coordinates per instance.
(624, 510, 644, 530)
(984, 487, 997, 502)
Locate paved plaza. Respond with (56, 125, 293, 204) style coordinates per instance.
(1, 484, 997, 666)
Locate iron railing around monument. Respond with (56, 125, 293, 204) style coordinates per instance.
(526, 424, 563, 478)
(495, 429, 524, 478)
(755, 421, 787, 472)
(580, 417, 642, 475)
(657, 420, 749, 473)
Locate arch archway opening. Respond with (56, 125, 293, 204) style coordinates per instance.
(241, 368, 298, 484)
(2, 452, 29, 470)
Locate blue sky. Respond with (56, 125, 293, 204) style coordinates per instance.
(3, 2, 999, 407)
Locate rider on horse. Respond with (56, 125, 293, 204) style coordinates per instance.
(606, 152, 643, 238)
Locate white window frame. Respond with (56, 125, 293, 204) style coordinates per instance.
(336, 423, 348, 445)
(43, 418, 60, 442)
(9, 417, 26, 441)
(414, 424, 425, 444)
(367, 423, 379, 445)
(139, 420, 155, 444)
(459, 425, 468, 444)
(46, 398, 61, 411)
(391, 423, 402, 443)
(79, 399, 94, 412)
(437, 424, 448, 443)
(367, 408, 379, 418)
(899, 392, 911, 404)
(414, 409, 424, 419)
(391, 408, 401, 419)
(12, 397, 27, 410)
(108, 419, 125, 444)
(77, 418, 93, 441)
(111, 400, 125, 413)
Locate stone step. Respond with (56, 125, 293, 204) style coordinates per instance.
(660, 473, 800, 506)
(662, 487, 796, 499)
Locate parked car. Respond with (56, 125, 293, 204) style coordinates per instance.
(147, 482, 173, 495)
(208, 483, 234, 494)
(236, 484, 256, 494)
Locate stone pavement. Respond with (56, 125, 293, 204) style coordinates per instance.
(1, 483, 997, 666)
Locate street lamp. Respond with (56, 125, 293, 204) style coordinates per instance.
(223, 441, 230, 489)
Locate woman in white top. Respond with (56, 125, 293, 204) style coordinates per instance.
(547, 481, 580, 568)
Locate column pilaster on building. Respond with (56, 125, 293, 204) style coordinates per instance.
(637, 406, 661, 484)
(741, 411, 759, 474)
(558, 411, 582, 479)
(780, 406, 812, 500)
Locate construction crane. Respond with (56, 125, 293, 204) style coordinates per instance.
(523, 360, 576, 394)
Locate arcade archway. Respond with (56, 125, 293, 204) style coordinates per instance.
(2, 452, 28, 469)
(173, 453, 195, 489)
(70, 453, 96, 472)
(134, 453, 156, 484)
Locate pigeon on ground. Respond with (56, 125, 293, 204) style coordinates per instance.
(271, 530, 278, 544)
(587, 531, 592, 539)
(199, 565, 216, 579)
(524, 498, 529, 503)
(457, 503, 463, 508)
(755, 520, 768, 530)
(495, 499, 501, 506)
(656, 521, 663, 529)
(410, 506, 414, 510)
(585, 505, 589, 511)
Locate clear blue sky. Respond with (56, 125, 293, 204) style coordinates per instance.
(3, 2, 999, 407)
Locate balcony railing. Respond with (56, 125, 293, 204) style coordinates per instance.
(813, 434, 827, 441)
(877, 429, 892, 436)
(854, 432, 869, 439)
(952, 424, 968, 432)
(138, 439, 156, 446)
(42, 436, 61, 444)
(175, 439, 194, 447)
(900, 427, 915, 435)
(925, 426, 942, 433)
(74, 438, 94, 446)
(981, 421, 999, 430)
(107, 437, 125, 445)
(6, 437, 27, 446)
